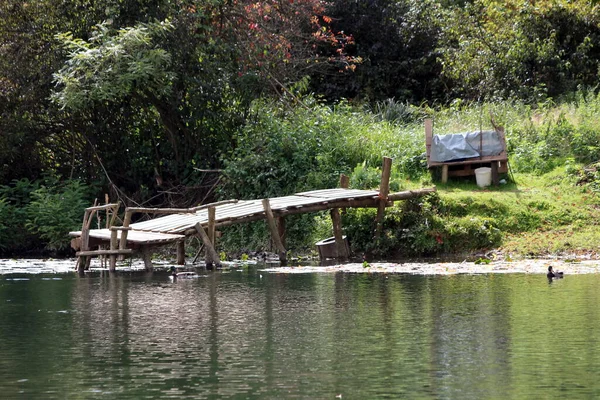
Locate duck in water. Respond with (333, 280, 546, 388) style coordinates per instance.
(169, 266, 200, 280)
(547, 266, 564, 279)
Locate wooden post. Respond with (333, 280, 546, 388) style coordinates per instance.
(141, 247, 153, 272)
(109, 227, 118, 271)
(176, 240, 186, 265)
(375, 157, 393, 239)
(194, 223, 221, 269)
(262, 199, 287, 263)
(441, 165, 449, 184)
(207, 207, 216, 245)
(491, 162, 500, 186)
(330, 208, 348, 260)
(119, 209, 133, 260)
(277, 217, 286, 249)
(339, 174, 349, 189)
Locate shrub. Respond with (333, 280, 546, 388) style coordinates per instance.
(25, 179, 91, 251)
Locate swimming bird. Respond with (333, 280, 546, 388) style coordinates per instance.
(547, 266, 564, 279)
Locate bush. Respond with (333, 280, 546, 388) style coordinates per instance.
(25, 179, 91, 251)
(0, 177, 92, 255)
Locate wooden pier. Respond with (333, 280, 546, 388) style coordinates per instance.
(70, 157, 435, 272)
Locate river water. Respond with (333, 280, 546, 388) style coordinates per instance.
(1, 261, 600, 399)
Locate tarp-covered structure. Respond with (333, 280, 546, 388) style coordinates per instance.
(430, 130, 504, 163)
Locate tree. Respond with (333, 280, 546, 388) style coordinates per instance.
(439, 0, 600, 101)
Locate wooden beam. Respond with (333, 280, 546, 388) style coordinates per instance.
(194, 222, 221, 269)
(76, 249, 134, 256)
(330, 208, 348, 260)
(262, 199, 287, 263)
(125, 207, 196, 215)
(190, 199, 238, 212)
(375, 157, 393, 239)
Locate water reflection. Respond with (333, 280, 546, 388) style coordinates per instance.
(1, 269, 600, 398)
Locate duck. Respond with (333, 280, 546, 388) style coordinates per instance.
(169, 266, 201, 280)
(547, 266, 564, 279)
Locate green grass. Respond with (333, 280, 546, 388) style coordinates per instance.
(431, 167, 600, 259)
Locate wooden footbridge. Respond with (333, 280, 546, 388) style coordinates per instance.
(70, 157, 435, 272)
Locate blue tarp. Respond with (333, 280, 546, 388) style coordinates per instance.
(430, 130, 504, 163)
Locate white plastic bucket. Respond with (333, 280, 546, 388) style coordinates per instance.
(475, 167, 492, 187)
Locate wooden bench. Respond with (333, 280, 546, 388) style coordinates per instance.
(425, 119, 508, 184)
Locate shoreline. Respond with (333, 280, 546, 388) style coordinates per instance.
(2, 257, 600, 276)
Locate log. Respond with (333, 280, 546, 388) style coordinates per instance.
(387, 187, 436, 201)
(262, 199, 287, 263)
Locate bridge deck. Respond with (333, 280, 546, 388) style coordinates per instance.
(70, 188, 380, 245)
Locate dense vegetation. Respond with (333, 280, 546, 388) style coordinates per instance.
(2, 0, 600, 259)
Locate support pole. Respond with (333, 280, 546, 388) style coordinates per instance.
(375, 157, 393, 239)
(119, 209, 133, 260)
(330, 208, 348, 260)
(141, 247, 153, 272)
(194, 223, 221, 269)
(262, 199, 287, 263)
(441, 165, 449, 184)
(176, 240, 185, 265)
(207, 207, 216, 246)
(109, 228, 118, 272)
(277, 217, 286, 249)
(491, 162, 500, 186)
(339, 174, 349, 189)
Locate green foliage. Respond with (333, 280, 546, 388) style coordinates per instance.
(24, 180, 91, 251)
(53, 20, 176, 110)
(439, 0, 600, 101)
(0, 178, 91, 254)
